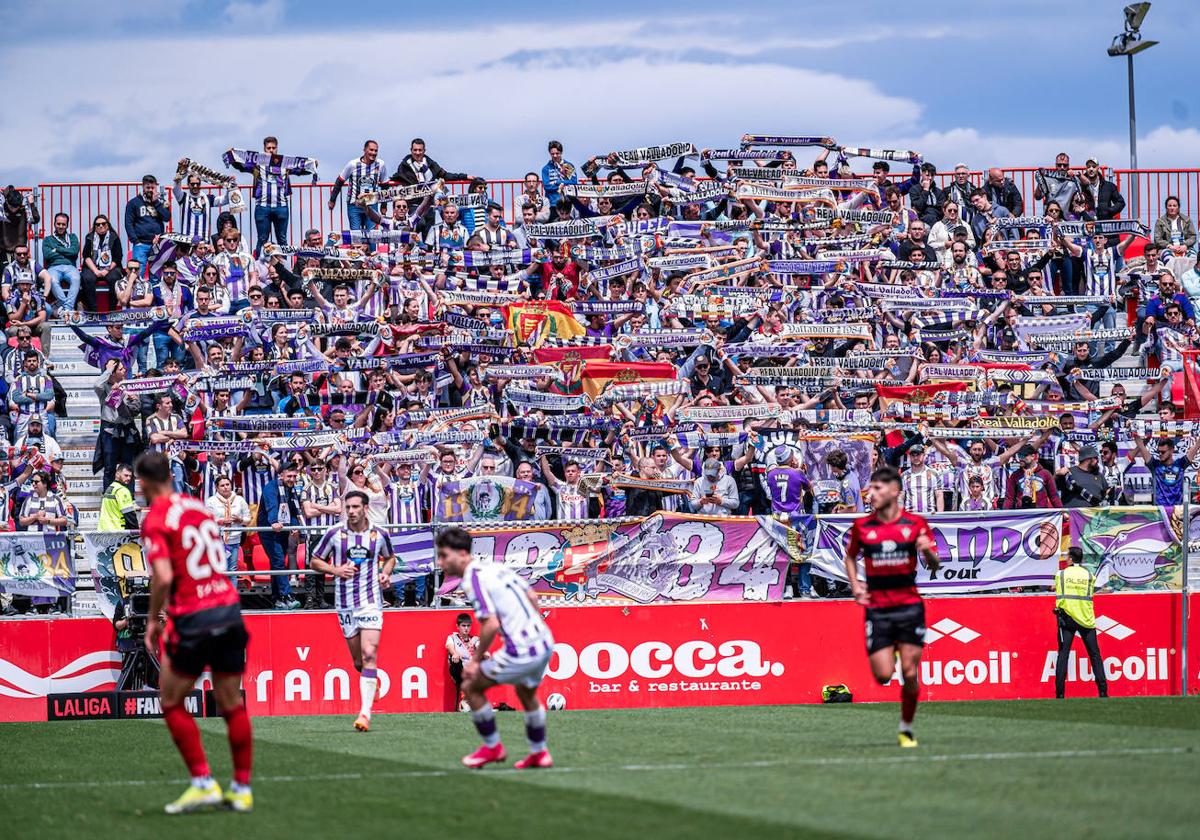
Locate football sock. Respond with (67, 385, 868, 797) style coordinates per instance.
(222, 703, 254, 786)
(471, 705, 501, 747)
(163, 702, 211, 781)
(900, 691, 917, 732)
(360, 668, 378, 718)
(524, 706, 547, 753)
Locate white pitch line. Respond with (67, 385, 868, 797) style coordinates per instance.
(1, 746, 1193, 791)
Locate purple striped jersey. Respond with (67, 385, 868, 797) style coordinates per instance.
(387, 476, 424, 524)
(765, 467, 809, 514)
(202, 460, 235, 500)
(901, 469, 939, 514)
(313, 524, 395, 611)
(240, 457, 276, 505)
(463, 560, 554, 656)
(547, 476, 588, 520)
(301, 479, 340, 528)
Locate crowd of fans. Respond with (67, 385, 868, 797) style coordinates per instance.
(0, 134, 1198, 611)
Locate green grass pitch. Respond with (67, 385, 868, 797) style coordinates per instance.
(2, 698, 1197, 839)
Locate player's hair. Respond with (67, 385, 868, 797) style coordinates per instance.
(344, 490, 369, 507)
(564, 460, 581, 471)
(825, 450, 848, 470)
(135, 451, 171, 485)
(435, 526, 473, 553)
(116, 462, 133, 474)
(456, 612, 471, 624)
(1068, 546, 1083, 564)
(870, 465, 902, 487)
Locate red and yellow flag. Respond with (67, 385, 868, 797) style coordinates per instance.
(581, 360, 678, 400)
(502, 300, 586, 345)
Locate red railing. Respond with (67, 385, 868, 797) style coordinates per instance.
(16, 169, 1200, 251)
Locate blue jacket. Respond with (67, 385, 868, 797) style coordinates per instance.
(541, 159, 578, 206)
(123, 195, 171, 245)
(256, 479, 298, 529)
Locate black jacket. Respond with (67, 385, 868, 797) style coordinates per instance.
(984, 179, 1024, 217)
(909, 183, 945, 226)
(390, 155, 469, 186)
(625, 486, 666, 517)
(1089, 178, 1126, 220)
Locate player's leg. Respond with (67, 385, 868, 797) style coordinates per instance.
(895, 642, 923, 746)
(512, 682, 553, 769)
(1077, 626, 1109, 698)
(210, 623, 253, 811)
(159, 649, 222, 814)
(460, 664, 505, 767)
(1054, 614, 1077, 699)
(866, 646, 898, 685)
(355, 627, 381, 729)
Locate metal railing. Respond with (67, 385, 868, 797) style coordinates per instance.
(15, 167, 1200, 261)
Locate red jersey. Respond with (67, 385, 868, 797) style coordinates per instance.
(844, 508, 934, 609)
(142, 493, 240, 621)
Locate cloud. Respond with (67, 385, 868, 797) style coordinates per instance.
(225, 0, 284, 29)
(0, 13, 1192, 189)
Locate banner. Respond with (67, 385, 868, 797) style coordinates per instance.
(0, 533, 73, 599)
(80, 531, 146, 619)
(2, 594, 1188, 720)
(458, 512, 795, 606)
(1067, 507, 1187, 590)
(502, 300, 587, 344)
(434, 476, 543, 522)
(809, 510, 1063, 592)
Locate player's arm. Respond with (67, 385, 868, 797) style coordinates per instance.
(473, 614, 502, 665)
(843, 525, 868, 606)
(309, 545, 354, 579)
(378, 543, 397, 589)
(916, 521, 940, 573)
(144, 526, 173, 654)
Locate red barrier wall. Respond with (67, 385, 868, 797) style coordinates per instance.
(2, 595, 1196, 722)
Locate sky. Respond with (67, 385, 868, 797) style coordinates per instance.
(2, 0, 1197, 187)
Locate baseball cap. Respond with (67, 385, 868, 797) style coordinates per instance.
(1085, 157, 1099, 166)
(141, 174, 158, 184)
(15, 274, 33, 284)
(910, 443, 926, 455)
(702, 458, 721, 478)
(27, 413, 43, 425)
(1000, 328, 1018, 344)
(1078, 445, 1099, 461)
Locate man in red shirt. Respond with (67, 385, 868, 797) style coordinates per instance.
(140, 451, 254, 815)
(844, 465, 940, 748)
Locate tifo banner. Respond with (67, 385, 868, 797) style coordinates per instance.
(809, 510, 1062, 592)
(434, 476, 543, 522)
(80, 531, 146, 619)
(458, 513, 796, 605)
(2, 594, 1191, 721)
(0, 532, 74, 599)
(1067, 507, 1187, 590)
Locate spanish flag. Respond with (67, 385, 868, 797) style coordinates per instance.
(532, 344, 613, 395)
(581, 360, 678, 400)
(874, 381, 968, 409)
(502, 300, 586, 345)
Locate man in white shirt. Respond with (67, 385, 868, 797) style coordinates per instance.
(205, 475, 250, 571)
(688, 458, 739, 515)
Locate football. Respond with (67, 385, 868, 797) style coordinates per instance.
(546, 693, 567, 711)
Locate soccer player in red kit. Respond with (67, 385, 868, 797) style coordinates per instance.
(844, 465, 940, 748)
(139, 451, 254, 814)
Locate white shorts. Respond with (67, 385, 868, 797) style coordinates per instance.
(480, 644, 554, 689)
(337, 607, 383, 639)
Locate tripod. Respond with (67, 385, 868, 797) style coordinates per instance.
(116, 643, 160, 690)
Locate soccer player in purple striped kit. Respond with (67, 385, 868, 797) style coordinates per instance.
(309, 491, 396, 732)
(436, 526, 556, 770)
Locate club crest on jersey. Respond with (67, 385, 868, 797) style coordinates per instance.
(901, 526, 911, 539)
(867, 530, 877, 540)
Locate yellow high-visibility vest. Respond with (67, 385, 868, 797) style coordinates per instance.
(1055, 565, 1096, 629)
